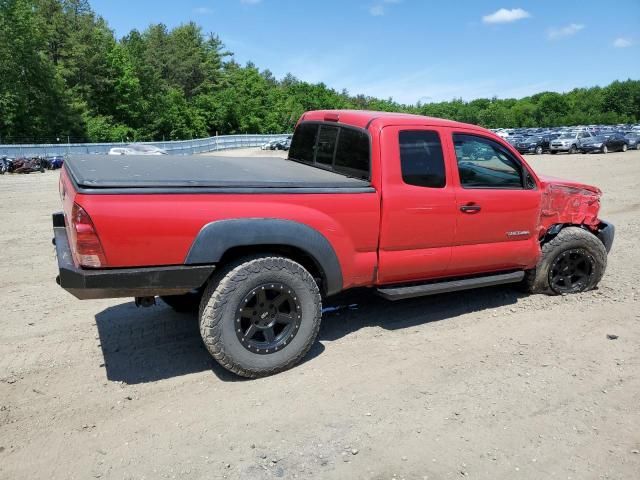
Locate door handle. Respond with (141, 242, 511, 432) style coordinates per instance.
(460, 204, 481, 213)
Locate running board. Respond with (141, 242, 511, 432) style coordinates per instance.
(376, 271, 525, 301)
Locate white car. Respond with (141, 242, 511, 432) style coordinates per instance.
(108, 144, 167, 155)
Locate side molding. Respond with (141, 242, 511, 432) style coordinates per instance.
(185, 218, 343, 295)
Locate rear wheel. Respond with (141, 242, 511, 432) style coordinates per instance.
(199, 256, 322, 378)
(524, 227, 607, 295)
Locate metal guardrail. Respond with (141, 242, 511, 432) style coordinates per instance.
(0, 134, 289, 157)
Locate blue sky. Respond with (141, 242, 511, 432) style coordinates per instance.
(92, 0, 639, 104)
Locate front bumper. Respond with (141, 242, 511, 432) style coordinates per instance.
(549, 144, 570, 152)
(53, 213, 215, 300)
(596, 220, 615, 253)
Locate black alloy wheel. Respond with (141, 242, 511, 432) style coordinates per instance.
(234, 283, 302, 354)
(548, 248, 595, 294)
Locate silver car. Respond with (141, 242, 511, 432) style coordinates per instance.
(549, 131, 595, 154)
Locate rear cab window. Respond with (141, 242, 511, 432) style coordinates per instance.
(288, 122, 370, 180)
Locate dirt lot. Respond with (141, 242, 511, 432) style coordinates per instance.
(1, 149, 639, 480)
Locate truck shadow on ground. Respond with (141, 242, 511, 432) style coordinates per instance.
(95, 285, 521, 384)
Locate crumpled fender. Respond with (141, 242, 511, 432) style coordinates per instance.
(538, 175, 601, 234)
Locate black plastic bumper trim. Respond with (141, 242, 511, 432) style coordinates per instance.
(596, 220, 615, 253)
(53, 213, 215, 300)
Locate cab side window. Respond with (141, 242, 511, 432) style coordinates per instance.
(399, 130, 446, 188)
(453, 134, 524, 189)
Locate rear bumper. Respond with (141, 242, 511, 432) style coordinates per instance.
(596, 220, 615, 253)
(52, 213, 215, 300)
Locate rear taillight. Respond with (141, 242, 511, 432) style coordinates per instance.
(68, 203, 107, 268)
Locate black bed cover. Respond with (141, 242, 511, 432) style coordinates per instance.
(65, 155, 373, 194)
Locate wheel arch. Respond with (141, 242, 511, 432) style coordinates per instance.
(542, 221, 613, 253)
(185, 218, 343, 296)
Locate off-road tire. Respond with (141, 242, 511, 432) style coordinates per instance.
(161, 290, 203, 313)
(524, 227, 607, 295)
(199, 256, 322, 378)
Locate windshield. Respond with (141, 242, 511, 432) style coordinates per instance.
(558, 133, 576, 139)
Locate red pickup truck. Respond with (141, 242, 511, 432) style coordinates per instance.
(53, 110, 614, 377)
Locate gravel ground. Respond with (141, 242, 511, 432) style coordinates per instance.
(0, 149, 639, 480)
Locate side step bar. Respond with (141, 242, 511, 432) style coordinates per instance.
(377, 271, 525, 301)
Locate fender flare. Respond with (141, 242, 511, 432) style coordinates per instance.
(184, 218, 343, 295)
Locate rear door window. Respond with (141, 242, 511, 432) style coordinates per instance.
(399, 130, 446, 188)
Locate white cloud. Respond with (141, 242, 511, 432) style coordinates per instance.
(193, 6, 213, 14)
(613, 37, 633, 48)
(369, 0, 401, 17)
(547, 23, 585, 40)
(482, 8, 531, 24)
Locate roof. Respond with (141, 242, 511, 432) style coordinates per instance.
(301, 109, 484, 131)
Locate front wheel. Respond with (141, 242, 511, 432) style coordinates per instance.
(535, 145, 543, 155)
(602, 145, 608, 154)
(569, 145, 577, 154)
(524, 227, 607, 295)
(199, 256, 322, 378)
(622, 143, 627, 152)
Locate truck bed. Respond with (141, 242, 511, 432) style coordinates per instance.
(65, 155, 372, 194)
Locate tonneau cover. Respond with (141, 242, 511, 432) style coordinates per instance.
(65, 155, 371, 191)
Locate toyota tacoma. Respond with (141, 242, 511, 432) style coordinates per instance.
(53, 110, 614, 377)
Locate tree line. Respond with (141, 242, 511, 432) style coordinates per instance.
(1, 0, 639, 144)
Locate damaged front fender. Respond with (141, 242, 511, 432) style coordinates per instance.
(539, 183, 601, 232)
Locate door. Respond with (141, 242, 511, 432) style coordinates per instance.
(447, 131, 542, 276)
(377, 126, 457, 284)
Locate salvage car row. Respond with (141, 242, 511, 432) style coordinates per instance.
(494, 125, 640, 155)
(0, 156, 64, 174)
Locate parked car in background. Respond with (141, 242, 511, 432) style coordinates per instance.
(0, 156, 12, 174)
(579, 132, 629, 154)
(108, 144, 167, 155)
(275, 138, 292, 151)
(550, 131, 595, 154)
(44, 156, 64, 170)
(261, 140, 279, 150)
(624, 132, 640, 150)
(514, 135, 548, 155)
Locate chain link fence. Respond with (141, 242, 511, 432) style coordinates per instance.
(0, 134, 289, 157)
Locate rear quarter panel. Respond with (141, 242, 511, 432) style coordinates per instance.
(73, 188, 381, 290)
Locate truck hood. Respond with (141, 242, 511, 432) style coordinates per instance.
(537, 175, 601, 230)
